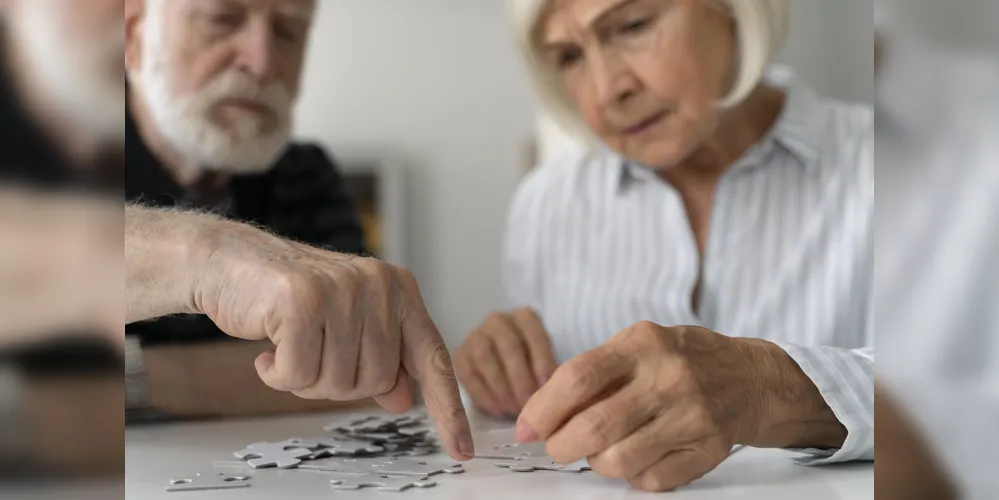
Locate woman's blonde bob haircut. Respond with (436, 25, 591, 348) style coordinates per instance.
(508, 0, 791, 143)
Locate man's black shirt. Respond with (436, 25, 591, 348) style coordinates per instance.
(124, 106, 368, 345)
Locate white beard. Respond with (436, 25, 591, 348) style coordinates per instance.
(12, 2, 125, 143)
(131, 6, 295, 174)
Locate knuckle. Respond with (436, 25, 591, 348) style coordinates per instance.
(591, 449, 630, 479)
(274, 270, 322, 303)
(390, 265, 419, 291)
(634, 320, 660, 332)
(643, 474, 670, 493)
(512, 306, 540, 324)
(468, 335, 494, 360)
(564, 356, 603, 391)
(578, 409, 612, 447)
(490, 327, 522, 353)
(632, 321, 664, 342)
(483, 312, 508, 331)
(364, 260, 396, 294)
(426, 341, 458, 381)
(326, 372, 357, 396)
(373, 371, 398, 396)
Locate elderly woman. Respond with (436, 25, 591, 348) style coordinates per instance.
(454, 0, 873, 492)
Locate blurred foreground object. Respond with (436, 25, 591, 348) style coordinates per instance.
(874, 9, 999, 499)
(0, 0, 124, 480)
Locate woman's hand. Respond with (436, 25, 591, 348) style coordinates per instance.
(455, 308, 558, 417)
(514, 322, 845, 492)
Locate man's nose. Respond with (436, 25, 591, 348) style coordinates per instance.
(233, 18, 281, 83)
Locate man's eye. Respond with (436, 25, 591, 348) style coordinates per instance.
(273, 22, 301, 43)
(207, 12, 242, 27)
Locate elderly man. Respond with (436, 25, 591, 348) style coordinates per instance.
(122, 0, 377, 419)
(1, 0, 475, 475)
(122, 0, 472, 462)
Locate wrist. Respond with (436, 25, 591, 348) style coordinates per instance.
(733, 339, 847, 449)
(126, 206, 218, 322)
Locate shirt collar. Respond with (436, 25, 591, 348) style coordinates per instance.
(616, 66, 827, 192)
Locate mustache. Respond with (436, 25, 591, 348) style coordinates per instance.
(202, 71, 293, 113)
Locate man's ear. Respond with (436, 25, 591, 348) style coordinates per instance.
(124, 0, 145, 74)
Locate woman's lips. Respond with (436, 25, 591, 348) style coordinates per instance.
(623, 111, 667, 135)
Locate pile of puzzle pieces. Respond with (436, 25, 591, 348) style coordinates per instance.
(167, 409, 592, 493)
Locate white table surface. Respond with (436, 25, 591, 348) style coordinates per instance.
(125, 409, 872, 500)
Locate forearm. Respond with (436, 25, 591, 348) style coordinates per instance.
(739, 339, 847, 449)
(125, 205, 213, 323)
(144, 340, 377, 418)
(747, 341, 874, 463)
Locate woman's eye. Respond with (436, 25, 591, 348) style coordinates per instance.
(620, 18, 651, 33)
(556, 50, 583, 69)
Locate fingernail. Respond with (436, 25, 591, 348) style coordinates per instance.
(515, 421, 538, 443)
(458, 433, 475, 458)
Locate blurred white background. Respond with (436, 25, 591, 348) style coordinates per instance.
(293, 0, 881, 346)
(881, 0, 999, 51)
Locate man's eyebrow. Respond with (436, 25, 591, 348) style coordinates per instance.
(277, 2, 315, 21)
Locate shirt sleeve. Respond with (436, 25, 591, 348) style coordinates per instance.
(776, 343, 875, 465)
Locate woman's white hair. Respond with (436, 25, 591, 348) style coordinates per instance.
(508, 0, 791, 143)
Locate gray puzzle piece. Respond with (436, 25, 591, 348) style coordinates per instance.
(297, 456, 374, 472)
(493, 456, 569, 472)
(387, 447, 435, 457)
(286, 436, 384, 455)
(369, 458, 464, 476)
(493, 442, 550, 457)
(323, 415, 379, 433)
(298, 457, 463, 477)
(351, 432, 402, 442)
(233, 441, 313, 469)
(396, 426, 431, 437)
(330, 473, 436, 491)
(166, 473, 250, 492)
(556, 459, 592, 473)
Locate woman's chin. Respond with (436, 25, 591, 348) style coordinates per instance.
(617, 140, 694, 171)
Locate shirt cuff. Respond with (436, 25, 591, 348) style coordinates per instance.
(776, 343, 875, 465)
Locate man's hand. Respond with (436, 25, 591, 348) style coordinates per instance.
(455, 308, 558, 417)
(514, 322, 845, 492)
(125, 206, 473, 460)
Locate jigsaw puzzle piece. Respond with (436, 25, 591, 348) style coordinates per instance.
(233, 441, 313, 469)
(285, 436, 384, 455)
(329, 473, 436, 491)
(166, 473, 250, 492)
(368, 458, 465, 476)
(493, 456, 565, 472)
